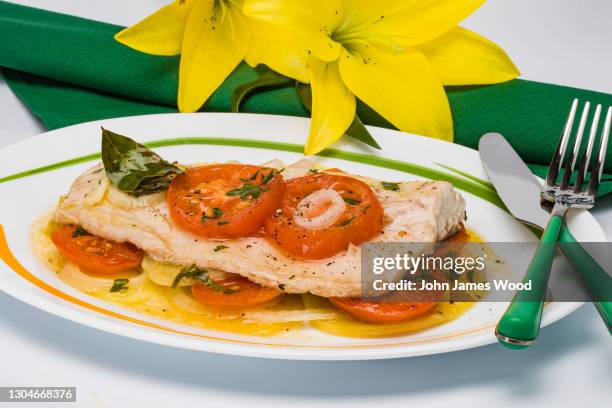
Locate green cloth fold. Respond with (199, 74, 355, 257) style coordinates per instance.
(1, 1, 612, 193)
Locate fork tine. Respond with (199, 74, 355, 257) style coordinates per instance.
(574, 104, 602, 192)
(587, 106, 612, 196)
(547, 99, 578, 186)
(560, 102, 590, 189)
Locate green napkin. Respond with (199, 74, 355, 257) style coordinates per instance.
(1, 1, 612, 194)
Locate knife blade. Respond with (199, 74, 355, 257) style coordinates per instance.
(479, 134, 550, 229)
(479, 133, 611, 333)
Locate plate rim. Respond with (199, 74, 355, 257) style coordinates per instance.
(0, 112, 600, 360)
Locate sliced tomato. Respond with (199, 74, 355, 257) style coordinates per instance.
(329, 298, 438, 324)
(168, 164, 285, 238)
(51, 225, 144, 276)
(265, 173, 384, 259)
(191, 277, 283, 310)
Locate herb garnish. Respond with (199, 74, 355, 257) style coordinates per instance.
(217, 220, 230, 226)
(260, 170, 277, 185)
(343, 197, 361, 206)
(229, 168, 278, 200)
(171, 265, 235, 293)
(110, 278, 129, 293)
(240, 169, 260, 182)
(72, 226, 90, 238)
(226, 183, 267, 200)
(381, 182, 400, 191)
(338, 215, 356, 227)
(201, 207, 223, 223)
(214, 245, 229, 252)
(361, 203, 372, 213)
(101, 128, 183, 196)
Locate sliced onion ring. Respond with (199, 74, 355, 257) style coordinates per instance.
(293, 189, 346, 230)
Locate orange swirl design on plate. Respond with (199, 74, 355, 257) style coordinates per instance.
(0, 225, 495, 350)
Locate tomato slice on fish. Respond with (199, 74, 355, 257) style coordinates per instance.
(329, 298, 438, 324)
(191, 277, 283, 310)
(168, 164, 285, 238)
(51, 225, 144, 276)
(265, 173, 383, 259)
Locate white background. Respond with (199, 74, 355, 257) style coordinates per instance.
(0, 1, 611, 407)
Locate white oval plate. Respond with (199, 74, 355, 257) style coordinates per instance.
(0, 113, 604, 360)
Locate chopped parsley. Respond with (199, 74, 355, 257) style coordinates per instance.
(110, 278, 129, 293)
(214, 245, 229, 252)
(343, 197, 361, 206)
(226, 183, 267, 200)
(240, 169, 260, 182)
(72, 226, 90, 238)
(171, 265, 235, 293)
(260, 170, 277, 185)
(338, 215, 356, 227)
(201, 207, 223, 223)
(217, 220, 230, 226)
(381, 181, 400, 191)
(361, 203, 372, 213)
(308, 168, 319, 174)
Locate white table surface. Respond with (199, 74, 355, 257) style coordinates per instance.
(0, 1, 610, 407)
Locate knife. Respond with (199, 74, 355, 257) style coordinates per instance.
(478, 133, 611, 336)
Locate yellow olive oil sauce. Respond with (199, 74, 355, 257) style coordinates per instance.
(31, 214, 483, 338)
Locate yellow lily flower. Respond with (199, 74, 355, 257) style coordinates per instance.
(244, 0, 520, 154)
(116, 0, 251, 113)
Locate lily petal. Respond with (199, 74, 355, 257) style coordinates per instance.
(243, 0, 343, 62)
(339, 45, 453, 141)
(178, 0, 250, 112)
(246, 35, 309, 83)
(339, 0, 485, 48)
(419, 27, 520, 85)
(305, 58, 356, 154)
(115, 0, 194, 56)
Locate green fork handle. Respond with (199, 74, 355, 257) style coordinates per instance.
(558, 227, 612, 334)
(496, 215, 565, 349)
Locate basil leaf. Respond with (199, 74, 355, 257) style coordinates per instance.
(232, 70, 293, 113)
(101, 128, 183, 196)
(110, 278, 129, 293)
(296, 83, 380, 149)
(171, 265, 235, 294)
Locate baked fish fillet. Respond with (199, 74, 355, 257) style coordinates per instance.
(55, 160, 466, 298)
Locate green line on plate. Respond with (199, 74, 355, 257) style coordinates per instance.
(433, 162, 496, 190)
(0, 153, 100, 183)
(0, 137, 505, 209)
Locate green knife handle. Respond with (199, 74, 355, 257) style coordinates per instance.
(496, 215, 564, 349)
(558, 227, 612, 334)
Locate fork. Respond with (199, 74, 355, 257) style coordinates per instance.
(496, 99, 612, 349)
